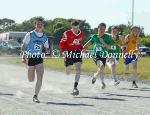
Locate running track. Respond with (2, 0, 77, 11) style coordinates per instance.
(0, 60, 150, 115)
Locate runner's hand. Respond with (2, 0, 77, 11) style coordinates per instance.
(62, 51, 66, 57)
(21, 58, 27, 64)
(99, 38, 105, 44)
(134, 49, 140, 55)
(81, 48, 86, 53)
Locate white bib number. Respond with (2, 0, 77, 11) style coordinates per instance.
(111, 46, 116, 50)
(34, 44, 42, 50)
(96, 46, 102, 51)
(72, 39, 80, 45)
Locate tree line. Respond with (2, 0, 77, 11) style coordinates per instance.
(0, 17, 149, 47)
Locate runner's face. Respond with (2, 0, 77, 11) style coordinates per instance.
(132, 28, 139, 36)
(112, 29, 118, 36)
(72, 25, 80, 34)
(35, 21, 43, 31)
(98, 26, 106, 34)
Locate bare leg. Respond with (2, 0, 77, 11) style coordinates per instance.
(110, 58, 117, 81)
(92, 60, 106, 89)
(65, 65, 71, 75)
(35, 63, 44, 96)
(132, 61, 137, 81)
(71, 62, 81, 96)
(131, 61, 138, 88)
(99, 64, 105, 84)
(28, 66, 35, 82)
(74, 62, 81, 83)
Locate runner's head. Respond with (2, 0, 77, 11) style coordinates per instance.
(130, 26, 139, 37)
(34, 17, 44, 32)
(111, 26, 118, 36)
(98, 23, 106, 35)
(71, 21, 80, 34)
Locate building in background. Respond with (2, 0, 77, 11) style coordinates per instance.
(0, 32, 27, 43)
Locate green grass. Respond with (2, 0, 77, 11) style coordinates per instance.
(6, 57, 150, 80)
(44, 57, 150, 80)
(44, 58, 65, 70)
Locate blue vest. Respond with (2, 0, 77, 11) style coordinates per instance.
(26, 31, 48, 57)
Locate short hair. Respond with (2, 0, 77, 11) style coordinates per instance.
(98, 23, 106, 28)
(34, 17, 44, 25)
(131, 26, 139, 30)
(71, 21, 79, 26)
(111, 26, 118, 30)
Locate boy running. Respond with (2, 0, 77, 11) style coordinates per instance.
(106, 26, 123, 86)
(123, 26, 140, 88)
(21, 17, 49, 103)
(83, 23, 114, 89)
(59, 21, 84, 96)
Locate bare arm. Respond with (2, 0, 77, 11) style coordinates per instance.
(21, 43, 27, 64)
(99, 38, 111, 49)
(45, 48, 49, 53)
(83, 39, 92, 49)
(21, 43, 27, 52)
(21, 32, 30, 56)
(44, 39, 50, 54)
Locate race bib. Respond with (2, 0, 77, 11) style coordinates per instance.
(72, 39, 80, 45)
(111, 46, 116, 50)
(96, 46, 102, 51)
(34, 44, 42, 50)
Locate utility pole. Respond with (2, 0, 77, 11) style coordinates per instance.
(132, 0, 134, 26)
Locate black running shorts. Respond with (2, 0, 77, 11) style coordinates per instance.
(64, 50, 82, 67)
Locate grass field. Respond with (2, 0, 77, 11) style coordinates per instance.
(7, 57, 150, 80)
(43, 57, 150, 80)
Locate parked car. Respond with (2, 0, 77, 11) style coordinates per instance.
(0, 40, 3, 48)
(139, 47, 150, 56)
(0, 40, 21, 55)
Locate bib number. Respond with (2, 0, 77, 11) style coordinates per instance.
(34, 44, 42, 50)
(111, 46, 116, 50)
(72, 39, 80, 45)
(96, 46, 102, 51)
